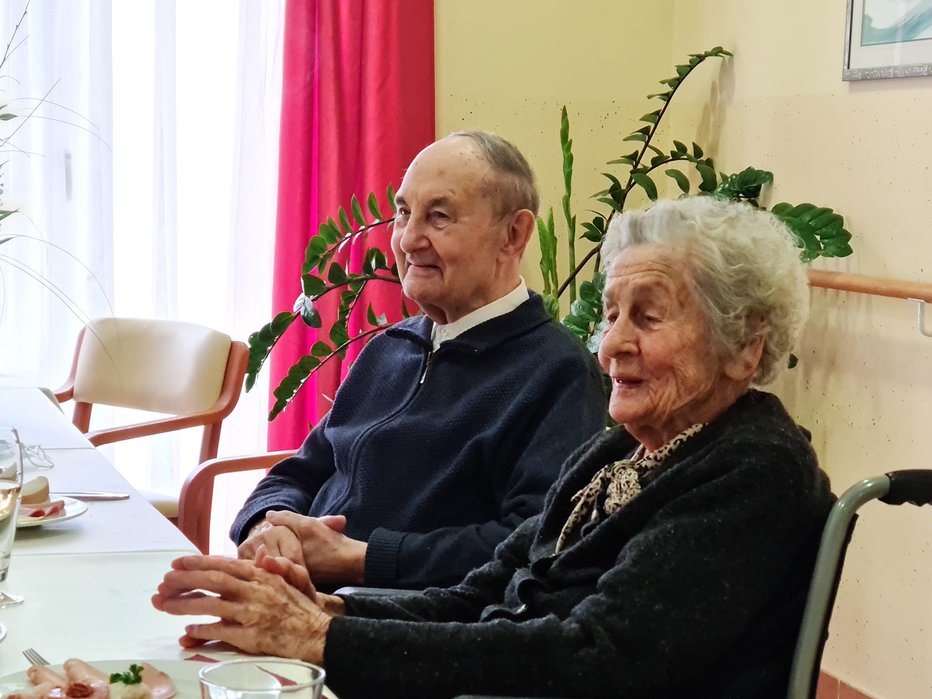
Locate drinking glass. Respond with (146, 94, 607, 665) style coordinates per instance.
(198, 659, 326, 699)
(0, 426, 24, 607)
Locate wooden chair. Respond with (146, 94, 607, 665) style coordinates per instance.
(178, 450, 297, 553)
(54, 317, 249, 519)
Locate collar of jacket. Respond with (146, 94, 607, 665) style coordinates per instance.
(385, 292, 553, 354)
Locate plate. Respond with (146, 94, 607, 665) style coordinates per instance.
(0, 660, 203, 699)
(17, 497, 88, 528)
(0, 658, 340, 699)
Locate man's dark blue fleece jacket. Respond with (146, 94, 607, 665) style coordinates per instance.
(230, 294, 607, 589)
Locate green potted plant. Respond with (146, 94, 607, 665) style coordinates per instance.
(247, 46, 853, 420)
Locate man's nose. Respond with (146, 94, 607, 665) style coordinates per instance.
(398, 216, 429, 253)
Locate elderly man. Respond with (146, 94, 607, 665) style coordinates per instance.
(231, 130, 607, 590)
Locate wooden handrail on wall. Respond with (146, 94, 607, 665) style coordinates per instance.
(807, 269, 932, 336)
(808, 270, 932, 303)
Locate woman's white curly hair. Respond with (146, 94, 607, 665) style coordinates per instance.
(601, 196, 809, 385)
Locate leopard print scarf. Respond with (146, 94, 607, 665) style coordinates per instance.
(555, 423, 705, 552)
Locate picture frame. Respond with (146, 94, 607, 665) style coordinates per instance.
(843, 0, 932, 80)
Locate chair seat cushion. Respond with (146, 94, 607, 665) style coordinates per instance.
(141, 490, 179, 519)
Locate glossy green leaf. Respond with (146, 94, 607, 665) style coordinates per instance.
(632, 173, 658, 200)
(269, 353, 321, 419)
(367, 192, 383, 220)
(317, 222, 338, 245)
(665, 168, 691, 194)
(301, 274, 326, 298)
(350, 194, 366, 226)
(338, 207, 352, 233)
(696, 163, 718, 192)
(245, 311, 297, 392)
(327, 263, 348, 285)
(387, 183, 397, 212)
(310, 341, 331, 358)
(640, 111, 660, 124)
(692, 142, 705, 158)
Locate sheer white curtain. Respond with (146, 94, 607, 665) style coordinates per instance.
(1, 0, 283, 552)
(0, 0, 114, 384)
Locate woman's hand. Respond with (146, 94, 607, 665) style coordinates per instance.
(151, 555, 331, 663)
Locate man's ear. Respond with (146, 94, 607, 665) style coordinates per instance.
(504, 209, 536, 257)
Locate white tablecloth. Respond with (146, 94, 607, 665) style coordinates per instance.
(0, 550, 204, 675)
(0, 387, 91, 449)
(17, 449, 194, 555)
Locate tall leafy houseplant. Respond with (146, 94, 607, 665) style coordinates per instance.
(247, 46, 853, 420)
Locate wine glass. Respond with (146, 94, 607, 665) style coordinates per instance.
(0, 426, 24, 607)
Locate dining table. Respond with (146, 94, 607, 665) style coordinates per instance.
(0, 386, 331, 697)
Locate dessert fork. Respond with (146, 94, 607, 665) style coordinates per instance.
(23, 648, 49, 666)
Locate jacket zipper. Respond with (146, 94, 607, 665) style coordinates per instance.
(419, 350, 433, 384)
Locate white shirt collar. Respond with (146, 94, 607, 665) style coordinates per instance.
(430, 278, 529, 350)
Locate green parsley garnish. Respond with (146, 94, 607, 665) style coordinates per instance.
(109, 664, 144, 685)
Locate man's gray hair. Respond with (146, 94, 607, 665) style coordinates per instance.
(602, 196, 809, 385)
(447, 130, 540, 216)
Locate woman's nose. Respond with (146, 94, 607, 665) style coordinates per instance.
(599, 318, 637, 358)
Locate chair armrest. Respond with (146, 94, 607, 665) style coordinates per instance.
(53, 381, 74, 403)
(178, 450, 297, 553)
(85, 411, 231, 447)
(333, 586, 421, 597)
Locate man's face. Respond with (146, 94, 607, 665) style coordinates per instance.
(391, 137, 512, 325)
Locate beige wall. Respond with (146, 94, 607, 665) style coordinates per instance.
(438, 2, 932, 698)
(435, 0, 676, 293)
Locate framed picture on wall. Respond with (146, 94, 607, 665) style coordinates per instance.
(844, 0, 932, 80)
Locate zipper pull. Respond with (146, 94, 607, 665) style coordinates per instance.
(419, 351, 433, 384)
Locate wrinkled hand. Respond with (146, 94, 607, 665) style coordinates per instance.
(254, 544, 316, 599)
(266, 511, 368, 586)
(152, 555, 331, 663)
(237, 513, 304, 564)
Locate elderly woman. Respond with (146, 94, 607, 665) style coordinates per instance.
(153, 196, 832, 699)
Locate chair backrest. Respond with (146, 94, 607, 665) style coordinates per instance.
(73, 317, 233, 414)
(787, 470, 932, 699)
(178, 450, 297, 553)
(58, 316, 249, 464)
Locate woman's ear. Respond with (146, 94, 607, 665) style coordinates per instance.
(724, 326, 766, 382)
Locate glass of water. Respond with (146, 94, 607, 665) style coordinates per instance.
(198, 659, 326, 699)
(0, 426, 24, 607)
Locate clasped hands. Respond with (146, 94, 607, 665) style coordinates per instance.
(152, 511, 358, 661)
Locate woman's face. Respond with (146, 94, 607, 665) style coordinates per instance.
(598, 244, 749, 451)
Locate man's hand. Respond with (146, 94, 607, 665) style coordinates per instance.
(236, 513, 304, 564)
(152, 555, 331, 663)
(266, 511, 368, 586)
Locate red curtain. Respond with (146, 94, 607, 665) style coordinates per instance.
(268, 0, 435, 450)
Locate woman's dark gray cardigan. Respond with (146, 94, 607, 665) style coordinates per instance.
(324, 390, 834, 699)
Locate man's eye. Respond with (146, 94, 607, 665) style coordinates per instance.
(396, 207, 410, 219)
(429, 211, 450, 223)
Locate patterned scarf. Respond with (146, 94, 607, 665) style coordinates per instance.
(555, 423, 705, 552)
